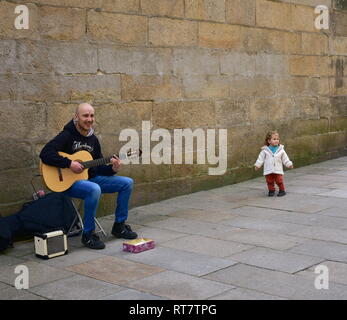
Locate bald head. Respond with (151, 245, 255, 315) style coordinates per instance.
(75, 103, 94, 116)
(73, 103, 95, 136)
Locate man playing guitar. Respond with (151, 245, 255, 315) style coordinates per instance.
(40, 103, 138, 249)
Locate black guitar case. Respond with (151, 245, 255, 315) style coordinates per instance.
(0, 193, 76, 252)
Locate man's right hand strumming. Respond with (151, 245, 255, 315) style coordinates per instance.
(70, 160, 84, 174)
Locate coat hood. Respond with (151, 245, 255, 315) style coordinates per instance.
(63, 119, 94, 137)
(261, 144, 284, 152)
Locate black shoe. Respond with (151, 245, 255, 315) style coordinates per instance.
(277, 190, 286, 197)
(81, 232, 105, 249)
(112, 222, 137, 239)
(268, 190, 275, 197)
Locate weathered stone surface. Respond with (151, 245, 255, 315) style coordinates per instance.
(289, 56, 332, 76)
(229, 77, 277, 98)
(100, 0, 140, 12)
(0, 102, 47, 141)
(149, 18, 198, 47)
(48, 43, 98, 74)
(182, 75, 230, 99)
(95, 101, 152, 135)
(88, 11, 147, 45)
(0, 40, 18, 74)
(330, 36, 347, 55)
(173, 48, 219, 75)
(19, 73, 61, 102)
(281, 0, 332, 7)
(291, 3, 318, 32)
(39, 6, 85, 40)
(0, 169, 39, 206)
(199, 22, 242, 49)
(67, 256, 164, 285)
(152, 100, 216, 129)
(256, 0, 292, 30)
(0, 141, 33, 171)
(302, 33, 329, 55)
(128, 270, 233, 300)
(45, 103, 77, 137)
(121, 74, 182, 101)
(220, 52, 255, 76)
(225, 0, 256, 26)
(185, 0, 226, 22)
(275, 77, 330, 97)
(141, 0, 184, 18)
(241, 27, 302, 54)
(333, 10, 347, 37)
(215, 99, 251, 127)
(255, 54, 289, 76)
(98, 46, 172, 75)
(60, 74, 122, 103)
(14, 40, 55, 73)
(0, 74, 20, 100)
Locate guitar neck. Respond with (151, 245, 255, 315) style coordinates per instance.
(81, 155, 113, 169)
(81, 153, 127, 169)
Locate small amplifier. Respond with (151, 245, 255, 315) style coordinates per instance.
(34, 230, 68, 259)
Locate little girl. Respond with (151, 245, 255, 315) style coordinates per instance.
(254, 131, 293, 197)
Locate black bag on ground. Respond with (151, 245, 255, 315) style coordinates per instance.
(0, 192, 77, 252)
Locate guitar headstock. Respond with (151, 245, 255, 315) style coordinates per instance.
(118, 149, 142, 161)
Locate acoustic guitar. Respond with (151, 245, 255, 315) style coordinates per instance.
(40, 149, 142, 192)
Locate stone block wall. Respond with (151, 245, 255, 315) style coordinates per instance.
(0, 0, 346, 216)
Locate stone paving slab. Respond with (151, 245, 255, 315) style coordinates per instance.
(228, 206, 289, 219)
(282, 186, 334, 195)
(0, 282, 9, 291)
(23, 247, 107, 269)
(242, 194, 332, 213)
(317, 189, 347, 199)
(0, 260, 74, 288)
(228, 247, 324, 273)
(270, 212, 347, 230)
(289, 240, 347, 263)
(318, 207, 347, 218)
(325, 182, 347, 189)
(288, 226, 347, 244)
(160, 235, 253, 258)
(204, 264, 347, 300)
(145, 217, 240, 238)
(167, 208, 234, 222)
(218, 228, 308, 250)
(127, 270, 234, 300)
(66, 256, 165, 285)
(208, 287, 287, 300)
(118, 246, 237, 277)
(28, 275, 123, 300)
(2, 241, 35, 258)
(2, 156, 347, 300)
(0, 255, 26, 267)
(0, 286, 47, 300)
(220, 216, 307, 234)
(99, 288, 167, 300)
(297, 261, 347, 286)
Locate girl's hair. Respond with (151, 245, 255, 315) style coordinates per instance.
(264, 131, 279, 146)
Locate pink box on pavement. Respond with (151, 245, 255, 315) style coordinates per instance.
(123, 238, 155, 253)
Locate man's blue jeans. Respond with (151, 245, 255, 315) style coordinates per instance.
(64, 175, 133, 233)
